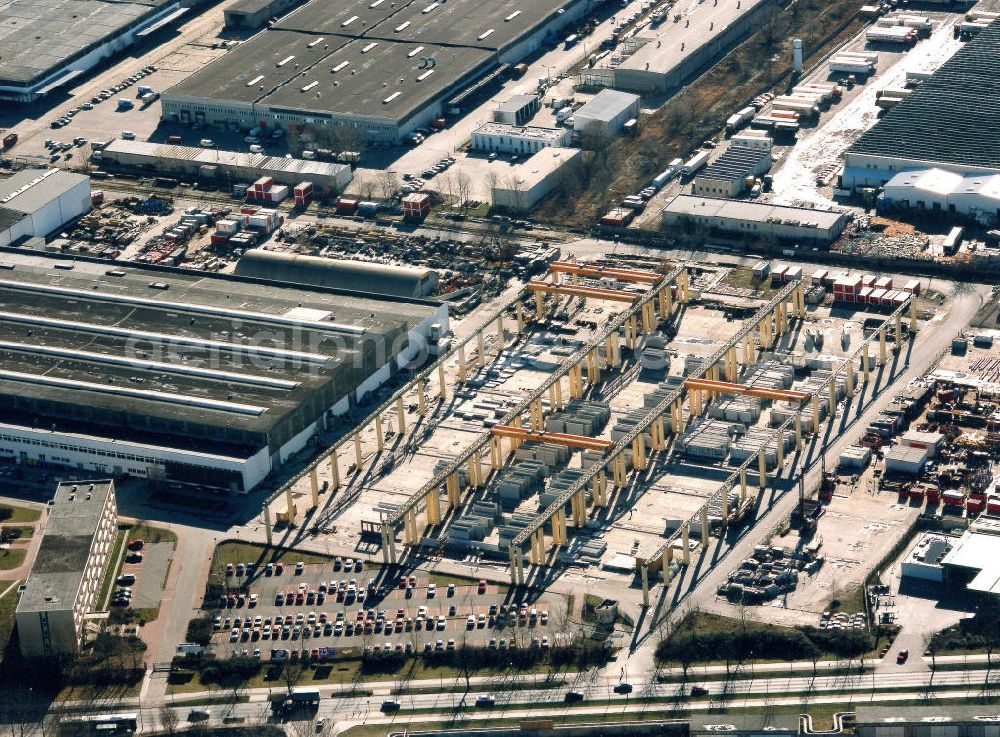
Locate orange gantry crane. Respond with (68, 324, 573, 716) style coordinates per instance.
(489, 426, 613, 452)
(683, 378, 810, 404)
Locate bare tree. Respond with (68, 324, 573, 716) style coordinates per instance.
(485, 170, 501, 208)
(282, 661, 305, 697)
(377, 171, 399, 203)
(352, 171, 370, 202)
(503, 175, 527, 213)
(158, 707, 180, 737)
(455, 171, 472, 213)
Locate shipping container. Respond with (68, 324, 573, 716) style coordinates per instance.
(2, 133, 17, 150)
(681, 150, 711, 177)
(335, 197, 358, 214)
(402, 193, 430, 220)
(725, 106, 756, 132)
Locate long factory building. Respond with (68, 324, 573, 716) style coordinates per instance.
(0, 0, 187, 101)
(0, 250, 446, 494)
(161, 0, 596, 142)
(842, 19, 1000, 191)
(580, 0, 779, 94)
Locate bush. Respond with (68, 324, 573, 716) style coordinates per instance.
(186, 615, 214, 647)
(657, 623, 872, 665)
(200, 657, 261, 687)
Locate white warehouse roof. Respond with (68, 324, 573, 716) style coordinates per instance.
(0, 169, 90, 215)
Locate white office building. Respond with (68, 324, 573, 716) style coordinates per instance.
(16, 480, 118, 658)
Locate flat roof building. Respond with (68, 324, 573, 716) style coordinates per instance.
(843, 20, 1000, 189)
(0, 169, 92, 246)
(572, 90, 641, 136)
(857, 706, 1000, 737)
(16, 480, 117, 658)
(470, 123, 571, 155)
(660, 195, 849, 244)
(224, 0, 303, 28)
(0, 0, 185, 101)
(98, 141, 352, 194)
(161, 0, 595, 142)
(491, 147, 582, 210)
(581, 0, 778, 95)
(0, 250, 446, 494)
(493, 94, 541, 126)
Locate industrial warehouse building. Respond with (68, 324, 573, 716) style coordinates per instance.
(842, 20, 1000, 190)
(857, 706, 1000, 737)
(580, 0, 779, 94)
(98, 141, 353, 194)
(470, 123, 571, 155)
(493, 94, 541, 126)
(879, 168, 1000, 225)
(0, 169, 92, 247)
(234, 249, 440, 298)
(692, 147, 772, 197)
(661, 195, 849, 244)
(572, 90, 641, 135)
(0, 0, 186, 101)
(224, 0, 303, 28)
(0, 251, 447, 493)
(491, 148, 582, 210)
(161, 0, 595, 142)
(16, 480, 118, 658)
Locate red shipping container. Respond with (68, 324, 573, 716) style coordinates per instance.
(402, 193, 430, 220)
(926, 486, 940, 504)
(988, 497, 1000, 515)
(967, 498, 984, 514)
(253, 176, 273, 192)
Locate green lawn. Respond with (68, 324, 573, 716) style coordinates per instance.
(0, 580, 21, 660)
(0, 548, 26, 571)
(128, 522, 178, 545)
(168, 656, 577, 695)
(0, 504, 41, 524)
(96, 528, 128, 610)
(5, 526, 34, 541)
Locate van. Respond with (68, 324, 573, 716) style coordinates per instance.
(188, 709, 210, 722)
(249, 144, 263, 153)
(121, 131, 136, 140)
(301, 150, 316, 160)
(200, 138, 215, 148)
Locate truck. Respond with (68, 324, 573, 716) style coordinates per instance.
(136, 85, 154, 97)
(117, 98, 134, 111)
(2, 133, 17, 150)
(511, 63, 529, 78)
(680, 150, 710, 178)
(563, 34, 579, 49)
(771, 98, 818, 118)
(866, 26, 917, 45)
(139, 92, 159, 109)
(725, 106, 755, 133)
(828, 58, 874, 75)
(282, 687, 320, 713)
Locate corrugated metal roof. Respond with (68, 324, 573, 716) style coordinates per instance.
(848, 20, 1000, 171)
(573, 89, 640, 122)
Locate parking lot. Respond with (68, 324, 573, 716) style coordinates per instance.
(207, 558, 570, 662)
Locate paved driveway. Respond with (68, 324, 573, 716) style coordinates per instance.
(133, 542, 174, 609)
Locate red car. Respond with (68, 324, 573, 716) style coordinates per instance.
(478, 580, 487, 594)
(128, 539, 144, 551)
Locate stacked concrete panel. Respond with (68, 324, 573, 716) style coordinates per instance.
(708, 396, 762, 424)
(449, 501, 500, 546)
(729, 427, 793, 466)
(434, 459, 468, 487)
(497, 512, 537, 551)
(513, 442, 571, 473)
(496, 461, 548, 510)
(676, 418, 733, 460)
(541, 468, 593, 508)
(543, 400, 611, 436)
(741, 360, 795, 393)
